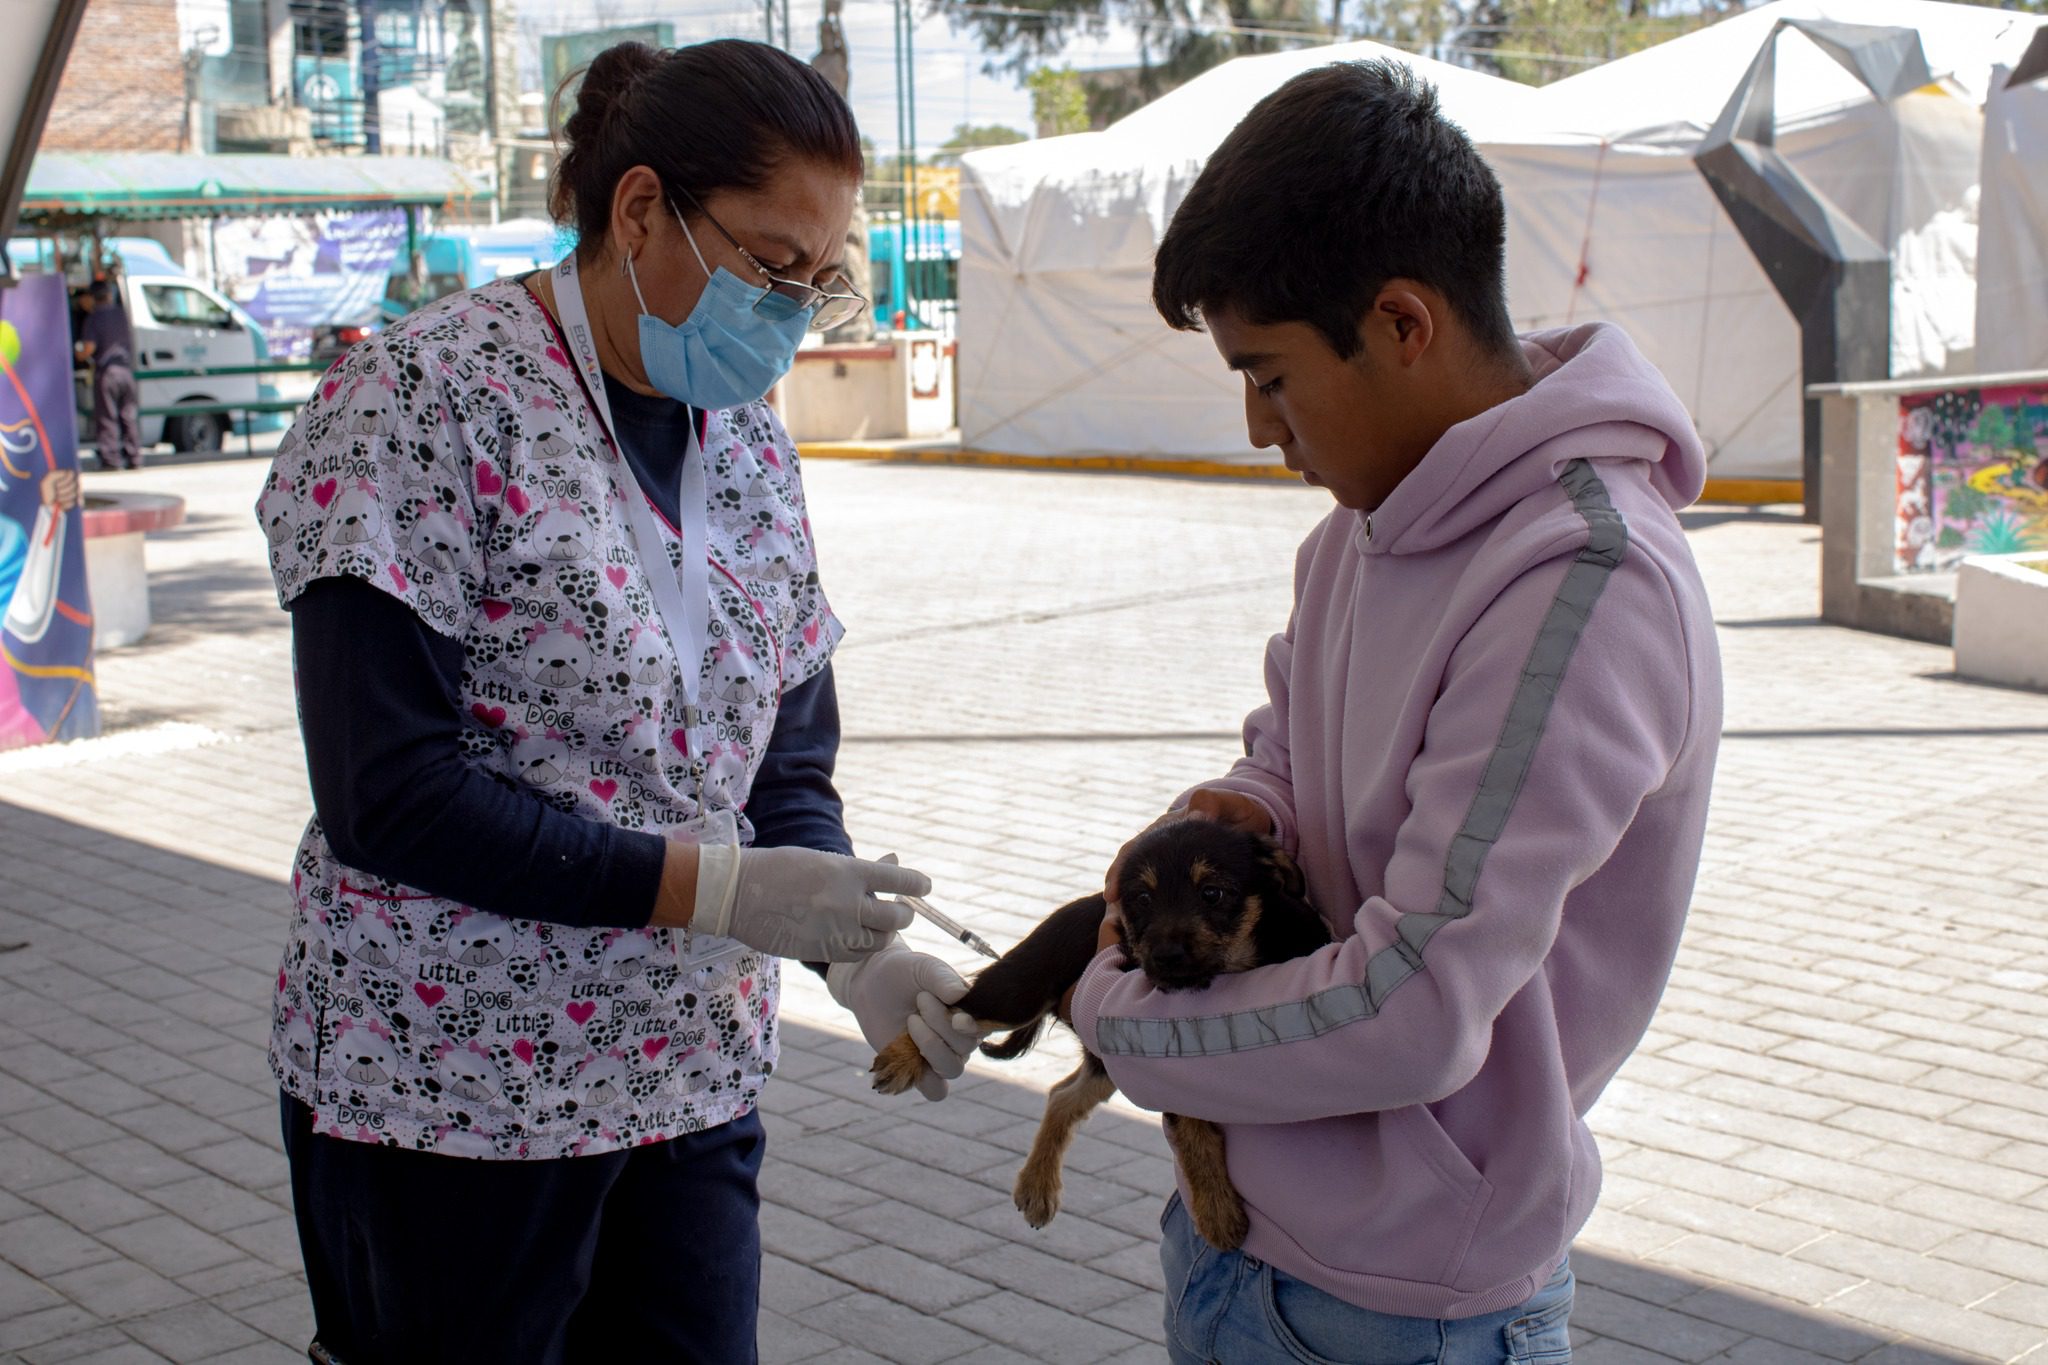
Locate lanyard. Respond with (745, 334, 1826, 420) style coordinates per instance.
(549, 253, 709, 708)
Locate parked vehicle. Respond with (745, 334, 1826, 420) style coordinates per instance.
(308, 222, 563, 366)
(868, 219, 959, 333)
(124, 272, 274, 453)
(17, 237, 281, 453)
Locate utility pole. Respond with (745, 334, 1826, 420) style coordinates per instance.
(893, 0, 920, 327)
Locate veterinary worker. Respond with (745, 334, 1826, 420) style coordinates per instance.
(257, 39, 983, 1363)
(1071, 61, 1722, 1360)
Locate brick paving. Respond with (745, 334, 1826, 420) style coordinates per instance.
(0, 450, 2044, 1363)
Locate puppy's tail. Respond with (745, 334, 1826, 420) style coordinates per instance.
(979, 1016, 1046, 1061)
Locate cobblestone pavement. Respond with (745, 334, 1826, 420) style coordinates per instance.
(1, 450, 2045, 1364)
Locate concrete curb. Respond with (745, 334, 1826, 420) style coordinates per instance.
(797, 443, 1804, 504)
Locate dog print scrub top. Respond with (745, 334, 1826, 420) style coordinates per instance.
(258, 279, 841, 1158)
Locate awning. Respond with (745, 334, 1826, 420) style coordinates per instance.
(19, 151, 492, 223)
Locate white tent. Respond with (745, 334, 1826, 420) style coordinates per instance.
(1511, 0, 2044, 479)
(958, 0, 2046, 482)
(957, 42, 1551, 466)
(1974, 46, 2048, 374)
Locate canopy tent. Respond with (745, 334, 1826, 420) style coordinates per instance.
(958, 0, 2046, 482)
(1974, 29, 2048, 374)
(18, 152, 492, 224)
(958, 42, 1551, 466)
(1510, 0, 2042, 480)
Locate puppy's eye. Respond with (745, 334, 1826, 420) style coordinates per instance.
(1129, 892, 1153, 911)
(1200, 885, 1226, 906)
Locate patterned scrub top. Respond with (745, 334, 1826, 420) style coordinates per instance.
(257, 278, 842, 1158)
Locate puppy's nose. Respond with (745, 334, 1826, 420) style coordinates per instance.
(1148, 942, 1195, 974)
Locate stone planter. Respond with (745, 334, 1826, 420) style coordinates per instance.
(80, 492, 185, 649)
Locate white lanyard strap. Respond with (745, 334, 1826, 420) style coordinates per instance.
(550, 253, 710, 708)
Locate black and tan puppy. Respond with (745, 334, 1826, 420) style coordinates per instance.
(870, 819, 1331, 1249)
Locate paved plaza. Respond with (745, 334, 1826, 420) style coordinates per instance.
(1, 449, 2046, 1364)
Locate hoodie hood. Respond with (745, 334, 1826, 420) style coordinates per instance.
(1364, 323, 1707, 556)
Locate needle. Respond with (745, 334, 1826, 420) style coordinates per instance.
(898, 893, 999, 960)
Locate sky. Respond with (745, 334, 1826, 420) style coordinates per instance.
(513, 0, 1163, 153)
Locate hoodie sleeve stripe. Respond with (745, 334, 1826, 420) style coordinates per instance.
(1093, 459, 1630, 1059)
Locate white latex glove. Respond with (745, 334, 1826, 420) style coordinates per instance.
(828, 940, 983, 1101)
(692, 845, 922, 962)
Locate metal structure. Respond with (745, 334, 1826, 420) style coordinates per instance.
(1693, 19, 1932, 521)
(892, 0, 931, 329)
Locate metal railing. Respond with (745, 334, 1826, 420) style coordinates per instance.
(105, 360, 331, 459)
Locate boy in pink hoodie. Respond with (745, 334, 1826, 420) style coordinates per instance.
(1064, 60, 1722, 1361)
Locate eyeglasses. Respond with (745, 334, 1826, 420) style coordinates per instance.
(673, 188, 868, 334)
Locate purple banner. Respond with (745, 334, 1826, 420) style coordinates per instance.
(0, 272, 97, 749)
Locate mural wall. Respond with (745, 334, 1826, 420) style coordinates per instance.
(1895, 383, 2048, 573)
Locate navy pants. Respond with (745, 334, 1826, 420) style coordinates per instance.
(93, 362, 140, 470)
(281, 1094, 764, 1365)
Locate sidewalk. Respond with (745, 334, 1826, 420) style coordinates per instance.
(0, 455, 2044, 1363)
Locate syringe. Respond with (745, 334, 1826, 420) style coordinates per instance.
(898, 893, 1000, 960)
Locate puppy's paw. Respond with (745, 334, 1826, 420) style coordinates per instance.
(870, 1034, 927, 1096)
(1013, 1162, 1062, 1229)
(1190, 1186, 1250, 1251)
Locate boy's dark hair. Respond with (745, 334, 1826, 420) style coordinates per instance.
(1152, 59, 1518, 360)
(550, 39, 862, 253)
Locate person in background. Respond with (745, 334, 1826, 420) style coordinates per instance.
(75, 278, 140, 471)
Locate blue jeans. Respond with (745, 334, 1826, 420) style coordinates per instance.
(1159, 1193, 1575, 1364)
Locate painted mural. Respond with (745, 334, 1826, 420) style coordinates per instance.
(1895, 383, 2048, 574)
(0, 273, 96, 749)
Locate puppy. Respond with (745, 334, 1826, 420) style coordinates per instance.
(870, 819, 1330, 1249)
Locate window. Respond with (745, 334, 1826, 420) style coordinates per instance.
(142, 286, 234, 330)
(290, 0, 350, 57)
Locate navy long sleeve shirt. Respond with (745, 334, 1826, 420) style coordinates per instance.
(290, 373, 852, 932)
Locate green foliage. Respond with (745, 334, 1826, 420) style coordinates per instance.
(1973, 403, 2020, 458)
(1441, 0, 1756, 85)
(863, 136, 912, 215)
(1970, 509, 2039, 555)
(1943, 481, 1992, 524)
(1028, 66, 1093, 135)
(932, 123, 1032, 165)
(942, 0, 1326, 121)
(939, 0, 1769, 125)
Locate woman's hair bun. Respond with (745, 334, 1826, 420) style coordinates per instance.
(548, 38, 863, 254)
(558, 41, 661, 147)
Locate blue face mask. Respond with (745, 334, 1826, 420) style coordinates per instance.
(625, 206, 809, 410)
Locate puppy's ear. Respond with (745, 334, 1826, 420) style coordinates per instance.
(1253, 841, 1331, 953)
(1259, 841, 1306, 901)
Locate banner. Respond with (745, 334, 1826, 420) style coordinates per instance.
(213, 210, 410, 359)
(0, 272, 96, 750)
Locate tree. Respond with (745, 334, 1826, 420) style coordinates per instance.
(1456, 0, 1738, 86)
(1028, 66, 1092, 136)
(943, 0, 1326, 125)
(862, 135, 910, 215)
(932, 123, 1031, 165)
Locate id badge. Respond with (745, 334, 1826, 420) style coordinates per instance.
(669, 808, 751, 971)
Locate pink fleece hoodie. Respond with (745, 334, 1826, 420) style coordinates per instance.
(1073, 323, 1723, 1320)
